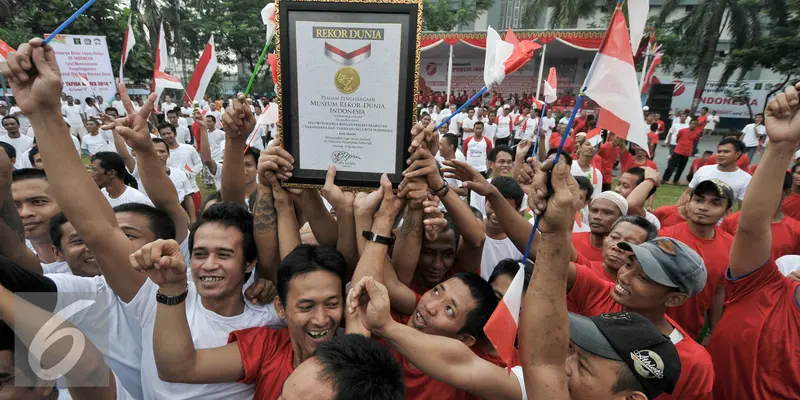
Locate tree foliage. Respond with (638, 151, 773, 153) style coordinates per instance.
(521, 0, 616, 29)
(422, 0, 494, 31)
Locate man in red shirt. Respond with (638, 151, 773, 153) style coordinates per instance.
(594, 135, 622, 191)
(660, 179, 735, 342)
(693, 107, 709, 156)
(721, 172, 800, 263)
(648, 122, 660, 159)
(662, 118, 701, 185)
(619, 141, 658, 172)
(707, 84, 800, 399)
(572, 191, 627, 262)
(686, 150, 713, 183)
(782, 161, 800, 220)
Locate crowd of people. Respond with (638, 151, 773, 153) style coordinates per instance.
(0, 37, 798, 400)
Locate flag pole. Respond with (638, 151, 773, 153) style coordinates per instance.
(532, 102, 547, 157)
(435, 86, 488, 131)
(42, 0, 99, 46)
(520, 0, 624, 263)
(534, 44, 547, 100)
(244, 42, 270, 97)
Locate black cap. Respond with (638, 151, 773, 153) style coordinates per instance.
(569, 312, 681, 399)
(693, 179, 735, 209)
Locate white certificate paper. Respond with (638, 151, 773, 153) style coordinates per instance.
(295, 20, 402, 174)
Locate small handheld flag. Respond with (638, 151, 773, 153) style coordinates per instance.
(120, 13, 136, 80)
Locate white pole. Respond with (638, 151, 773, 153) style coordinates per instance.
(639, 49, 650, 91)
(535, 44, 547, 100)
(445, 44, 454, 105)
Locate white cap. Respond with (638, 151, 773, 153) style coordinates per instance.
(591, 191, 628, 216)
(794, 149, 800, 161)
(503, 104, 511, 109)
(642, 106, 650, 111)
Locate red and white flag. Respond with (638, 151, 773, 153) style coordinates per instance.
(120, 13, 136, 80)
(324, 43, 371, 66)
(261, 3, 276, 43)
(267, 53, 278, 85)
(641, 52, 663, 94)
(0, 39, 13, 62)
(543, 67, 558, 104)
(584, 9, 649, 155)
(185, 35, 218, 104)
(483, 27, 540, 89)
(154, 70, 183, 91)
(155, 22, 168, 73)
(484, 265, 526, 372)
(258, 102, 279, 126)
(78, 74, 91, 88)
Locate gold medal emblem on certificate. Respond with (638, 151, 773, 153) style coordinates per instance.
(335, 67, 360, 94)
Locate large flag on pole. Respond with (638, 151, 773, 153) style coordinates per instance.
(483, 265, 527, 372)
(543, 67, 558, 104)
(155, 22, 168, 73)
(483, 27, 539, 89)
(0, 39, 13, 62)
(584, 9, 649, 155)
(628, 0, 649, 53)
(185, 35, 218, 104)
(261, 3, 276, 43)
(119, 13, 136, 80)
(154, 70, 183, 91)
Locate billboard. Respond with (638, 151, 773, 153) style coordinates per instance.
(45, 34, 116, 102)
(652, 76, 782, 118)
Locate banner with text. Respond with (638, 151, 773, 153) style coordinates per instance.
(652, 77, 782, 118)
(45, 34, 116, 101)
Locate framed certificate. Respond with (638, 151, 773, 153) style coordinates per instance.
(275, 0, 422, 190)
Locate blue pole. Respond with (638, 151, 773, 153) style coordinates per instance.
(434, 86, 488, 131)
(42, 0, 99, 46)
(532, 102, 548, 157)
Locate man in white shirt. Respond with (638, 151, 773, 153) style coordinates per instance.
(0, 101, 7, 136)
(81, 118, 115, 157)
(206, 115, 226, 163)
(740, 113, 766, 163)
(111, 93, 127, 116)
(494, 105, 513, 147)
(207, 102, 223, 129)
(1, 116, 34, 168)
(665, 111, 690, 154)
(704, 109, 719, 136)
(61, 95, 86, 139)
(483, 110, 498, 142)
(167, 109, 192, 144)
(84, 97, 101, 118)
(90, 151, 153, 207)
(180, 100, 194, 126)
(161, 95, 178, 116)
(541, 108, 556, 148)
(9, 103, 31, 134)
(97, 95, 108, 112)
(463, 121, 492, 174)
(159, 122, 203, 177)
(436, 133, 467, 197)
(459, 108, 477, 140)
(571, 139, 603, 198)
(480, 176, 524, 279)
(687, 136, 752, 208)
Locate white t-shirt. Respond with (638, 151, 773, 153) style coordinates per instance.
(125, 279, 284, 400)
(541, 116, 556, 135)
(167, 144, 203, 176)
(776, 255, 800, 276)
(180, 107, 194, 126)
(0, 134, 34, 167)
(131, 165, 197, 201)
(559, 116, 570, 126)
(161, 102, 178, 115)
(61, 104, 84, 126)
(81, 133, 114, 155)
(101, 186, 154, 208)
(448, 113, 465, 135)
(519, 116, 538, 140)
(571, 162, 603, 199)
(208, 111, 223, 129)
(705, 115, 720, 131)
(176, 125, 192, 145)
(48, 274, 144, 399)
(460, 117, 476, 140)
(495, 115, 512, 139)
(645, 211, 661, 230)
(667, 120, 689, 145)
(482, 123, 497, 142)
(84, 105, 100, 118)
(9, 106, 30, 131)
(207, 129, 226, 163)
(688, 165, 752, 201)
(470, 178, 492, 218)
(464, 136, 491, 172)
(111, 100, 127, 116)
(741, 123, 766, 147)
(511, 365, 528, 400)
(480, 235, 523, 280)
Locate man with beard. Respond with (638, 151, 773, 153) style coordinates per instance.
(572, 191, 627, 262)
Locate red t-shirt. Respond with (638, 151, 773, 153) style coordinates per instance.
(567, 266, 715, 399)
(697, 115, 708, 130)
(229, 327, 295, 400)
(619, 151, 659, 173)
(654, 205, 687, 228)
(707, 260, 800, 399)
(720, 212, 800, 261)
(657, 120, 666, 134)
(782, 192, 800, 221)
(689, 158, 705, 174)
(660, 223, 733, 339)
(674, 128, 702, 156)
(548, 132, 574, 156)
(703, 153, 750, 172)
(572, 231, 603, 263)
(594, 143, 620, 184)
(575, 251, 613, 282)
(647, 131, 659, 147)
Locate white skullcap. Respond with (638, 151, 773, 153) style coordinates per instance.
(591, 191, 628, 215)
(794, 149, 800, 161)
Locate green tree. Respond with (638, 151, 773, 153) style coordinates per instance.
(521, 0, 616, 29)
(423, 0, 494, 31)
(655, 0, 787, 114)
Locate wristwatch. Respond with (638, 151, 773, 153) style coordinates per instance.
(362, 231, 395, 246)
(156, 285, 189, 306)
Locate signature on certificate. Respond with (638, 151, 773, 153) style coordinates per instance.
(331, 151, 362, 164)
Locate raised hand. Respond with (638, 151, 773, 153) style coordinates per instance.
(529, 158, 581, 234)
(408, 121, 439, 156)
(764, 82, 800, 144)
(101, 82, 158, 151)
(643, 166, 660, 185)
(257, 146, 295, 185)
(397, 177, 428, 209)
(0, 39, 62, 114)
(348, 276, 392, 334)
(129, 239, 187, 294)
(516, 139, 532, 161)
(354, 187, 384, 218)
(266, 171, 293, 209)
(441, 159, 494, 196)
(192, 109, 206, 126)
(422, 195, 447, 241)
(402, 147, 445, 190)
(515, 157, 536, 187)
(321, 165, 355, 211)
(222, 95, 256, 139)
(375, 174, 405, 221)
(244, 278, 278, 305)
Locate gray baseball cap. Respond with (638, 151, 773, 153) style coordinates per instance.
(617, 237, 707, 296)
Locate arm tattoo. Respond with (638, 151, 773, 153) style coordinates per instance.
(398, 205, 422, 237)
(253, 190, 277, 232)
(0, 194, 25, 242)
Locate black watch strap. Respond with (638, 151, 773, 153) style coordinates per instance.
(362, 231, 394, 246)
(156, 285, 189, 306)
